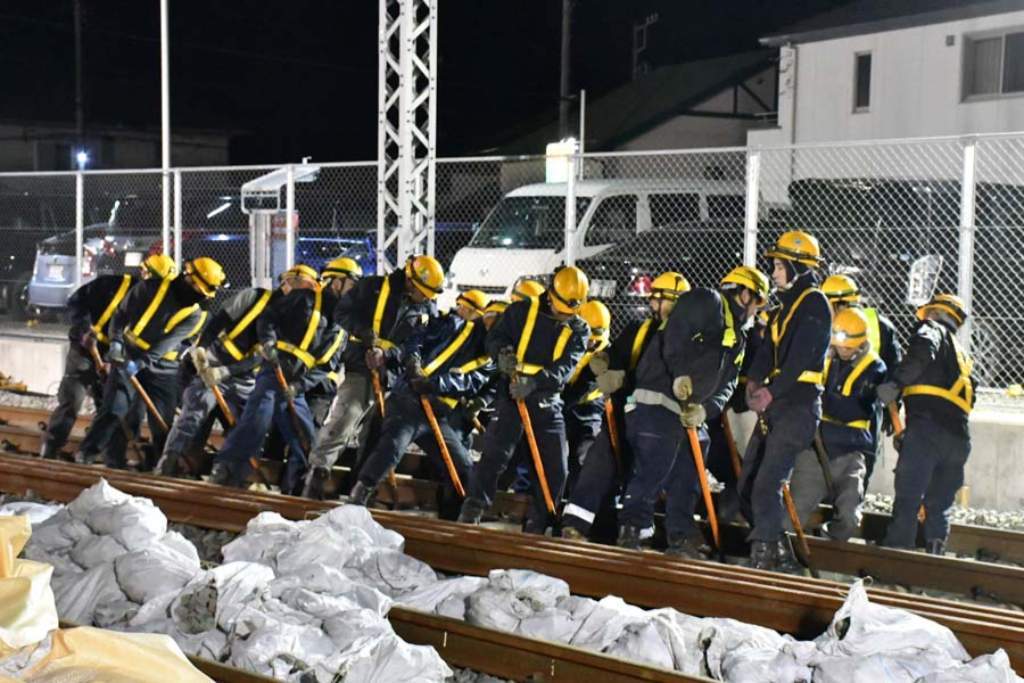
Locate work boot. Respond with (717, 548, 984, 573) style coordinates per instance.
(347, 481, 375, 507)
(209, 462, 232, 487)
(925, 539, 946, 556)
(749, 540, 777, 570)
(665, 533, 709, 561)
(72, 450, 94, 465)
(155, 452, 180, 477)
(522, 515, 550, 535)
(302, 467, 330, 500)
(776, 536, 804, 574)
(457, 497, 486, 525)
(38, 440, 57, 460)
(560, 526, 586, 541)
(616, 524, 642, 550)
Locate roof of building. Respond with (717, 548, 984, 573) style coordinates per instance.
(496, 50, 775, 155)
(761, 0, 1024, 46)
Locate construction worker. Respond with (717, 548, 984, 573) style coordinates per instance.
(821, 274, 902, 484)
(348, 289, 493, 509)
(560, 271, 689, 542)
(511, 278, 546, 302)
(40, 254, 176, 459)
(880, 294, 975, 554)
(154, 265, 322, 477)
(739, 231, 832, 571)
(459, 266, 590, 533)
(210, 265, 346, 492)
(788, 307, 886, 541)
(621, 266, 769, 553)
(562, 300, 611, 497)
(302, 255, 442, 499)
(72, 257, 223, 469)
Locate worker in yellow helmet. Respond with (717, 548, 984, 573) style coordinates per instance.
(510, 278, 546, 302)
(561, 270, 689, 543)
(73, 257, 225, 469)
(788, 307, 886, 542)
(301, 254, 441, 499)
(459, 265, 590, 533)
(879, 293, 975, 555)
(141, 253, 177, 280)
(740, 230, 832, 571)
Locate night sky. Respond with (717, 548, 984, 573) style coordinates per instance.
(0, 0, 853, 165)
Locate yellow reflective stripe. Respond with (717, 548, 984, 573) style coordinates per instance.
(163, 305, 200, 333)
(516, 296, 540, 364)
(222, 290, 272, 360)
(864, 307, 881, 352)
(130, 277, 172, 340)
(91, 274, 133, 343)
(124, 331, 150, 349)
(771, 287, 817, 348)
(437, 396, 459, 408)
(630, 319, 653, 371)
(553, 326, 572, 361)
(902, 332, 973, 413)
(423, 321, 475, 377)
(569, 350, 595, 385)
(327, 371, 340, 384)
(902, 385, 972, 413)
(457, 356, 491, 374)
(518, 363, 544, 375)
(720, 294, 736, 348)
(842, 350, 879, 396)
(768, 368, 822, 384)
(821, 414, 871, 430)
(298, 288, 322, 353)
(316, 328, 347, 366)
(275, 340, 316, 368)
(372, 276, 391, 340)
(579, 388, 603, 404)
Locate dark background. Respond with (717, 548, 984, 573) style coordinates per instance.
(0, 0, 853, 164)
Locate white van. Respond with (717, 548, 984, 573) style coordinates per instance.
(443, 178, 745, 306)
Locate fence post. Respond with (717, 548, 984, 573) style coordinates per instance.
(285, 164, 296, 271)
(743, 149, 761, 267)
(74, 172, 84, 289)
(173, 169, 182, 270)
(564, 154, 578, 266)
(162, 170, 171, 256)
(957, 137, 978, 346)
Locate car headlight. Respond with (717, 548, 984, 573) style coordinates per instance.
(590, 278, 617, 299)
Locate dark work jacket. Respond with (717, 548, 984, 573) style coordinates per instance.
(605, 318, 658, 408)
(67, 274, 138, 348)
(110, 276, 207, 372)
(867, 308, 902, 380)
(199, 287, 280, 375)
(893, 319, 975, 437)
(633, 288, 747, 410)
(748, 273, 832, 406)
(819, 350, 887, 456)
(562, 348, 605, 427)
(256, 288, 328, 383)
(729, 317, 768, 414)
(485, 295, 588, 406)
(399, 312, 493, 404)
(334, 271, 433, 380)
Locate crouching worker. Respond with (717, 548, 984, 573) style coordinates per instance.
(788, 307, 886, 541)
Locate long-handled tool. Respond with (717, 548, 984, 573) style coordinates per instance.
(206, 376, 270, 486)
(889, 401, 926, 524)
(812, 430, 837, 503)
(273, 363, 310, 453)
(603, 398, 622, 471)
(687, 426, 720, 551)
(420, 396, 466, 497)
(782, 483, 819, 578)
(369, 368, 399, 489)
(720, 412, 743, 480)
(86, 343, 146, 465)
(471, 415, 486, 434)
(126, 369, 169, 434)
(517, 397, 556, 515)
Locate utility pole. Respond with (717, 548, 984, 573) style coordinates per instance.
(73, 0, 84, 150)
(558, 0, 573, 138)
(160, 0, 171, 254)
(632, 13, 658, 81)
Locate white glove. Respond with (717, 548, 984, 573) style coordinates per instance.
(680, 403, 706, 429)
(192, 346, 210, 374)
(672, 375, 693, 401)
(596, 369, 625, 395)
(200, 365, 230, 387)
(589, 351, 611, 377)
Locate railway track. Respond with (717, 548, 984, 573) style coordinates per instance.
(2, 452, 1023, 675)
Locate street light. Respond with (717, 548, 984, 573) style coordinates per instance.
(75, 149, 90, 170)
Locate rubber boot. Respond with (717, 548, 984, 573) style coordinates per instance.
(776, 536, 804, 574)
(155, 451, 180, 477)
(560, 526, 586, 541)
(616, 524, 642, 550)
(749, 540, 777, 570)
(665, 533, 708, 561)
(522, 515, 550, 535)
(72, 450, 94, 465)
(347, 481, 375, 507)
(209, 462, 232, 487)
(925, 539, 946, 556)
(457, 497, 486, 525)
(302, 466, 330, 500)
(39, 440, 57, 460)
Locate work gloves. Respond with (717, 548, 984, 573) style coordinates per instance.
(200, 365, 230, 388)
(259, 341, 278, 364)
(672, 375, 693, 401)
(876, 381, 901, 405)
(497, 347, 518, 377)
(588, 351, 611, 376)
(409, 375, 434, 395)
(679, 403, 706, 429)
(597, 369, 625, 396)
(105, 340, 126, 365)
(747, 387, 773, 414)
(509, 375, 536, 401)
(365, 347, 386, 371)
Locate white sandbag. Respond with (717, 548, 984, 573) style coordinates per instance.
(70, 534, 128, 568)
(604, 619, 676, 671)
(158, 531, 201, 567)
(27, 510, 91, 553)
(517, 607, 579, 644)
(22, 545, 82, 577)
(0, 501, 62, 524)
(171, 562, 273, 634)
(648, 608, 708, 676)
(699, 617, 793, 681)
(277, 588, 367, 620)
(275, 524, 377, 577)
(339, 632, 452, 683)
(487, 569, 569, 610)
(917, 649, 1024, 683)
(221, 512, 303, 568)
(718, 647, 812, 683)
(228, 608, 337, 679)
(53, 563, 127, 624)
(114, 543, 201, 603)
(322, 609, 395, 656)
(351, 549, 438, 597)
(465, 587, 524, 633)
(570, 596, 650, 652)
(129, 591, 178, 628)
(86, 497, 168, 549)
(321, 504, 404, 551)
(93, 599, 140, 628)
(66, 479, 130, 520)
(397, 576, 486, 614)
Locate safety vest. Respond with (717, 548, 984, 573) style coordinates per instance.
(569, 337, 609, 385)
(349, 276, 402, 351)
(768, 287, 825, 386)
(275, 288, 322, 368)
(863, 307, 881, 353)
(820, 349, 880, 430)
(124, 277, 201, 360)
(220, 289, 272, 361)
(902, 331, 974, 414)
(515, 296, 573, 375)
(91, 274, 133, 344)
(421, 319, 486, 408)
(315, 327, 348, 387)
(629, 319, 653, 371)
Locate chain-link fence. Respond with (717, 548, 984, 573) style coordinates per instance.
(2, 132, 1024, 396)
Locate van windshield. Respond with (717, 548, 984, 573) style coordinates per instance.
(470, 196, 590, 250)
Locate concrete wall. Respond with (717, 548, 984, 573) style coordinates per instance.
(0, 335, 67, 395)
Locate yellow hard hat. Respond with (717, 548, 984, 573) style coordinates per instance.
(765, 230, 821, 268)
(832, 307, 869, 349)
(511, 279, 546, 302)
(822, 274, 861, 304)
(321, 256, 363, 282)
(143, 253, 176, 279)
(650, 272, 690, 301)
(549, 266, 589, 315)
(579, 300, 611, 344)
(916, 293, 967, 326)
(404, 255, 445, 300)
(184, 257, 226, 298)
(721, 265, 771, 305)
(484, 300, 508, 316)
(282, 263, 321, 289)
(456, 289, 490, 315)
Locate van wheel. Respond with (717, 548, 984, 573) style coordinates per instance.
(9, 271, 33, 321)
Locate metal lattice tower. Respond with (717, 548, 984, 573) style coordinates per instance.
(377, 0, 437, 273)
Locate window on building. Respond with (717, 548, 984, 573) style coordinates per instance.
(854, 52, 871, 111)
(964, 30, 1024, 98)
